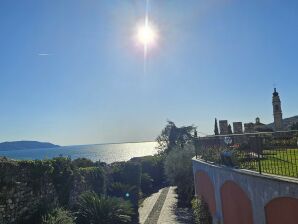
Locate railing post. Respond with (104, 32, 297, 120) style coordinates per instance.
(257, 136, 262, 174)
(250, 135, 262, 174)
(257, 149, 262, 174)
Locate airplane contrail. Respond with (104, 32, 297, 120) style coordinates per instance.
(38, 53, 51, 56)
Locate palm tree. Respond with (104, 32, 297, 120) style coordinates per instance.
(108, 182, 137, 198)
(76, 191, 134, 224)
(42, 207, 74, 224)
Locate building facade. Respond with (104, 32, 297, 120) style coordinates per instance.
(233, 122, 243, 134)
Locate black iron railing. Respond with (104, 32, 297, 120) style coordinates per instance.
(194, 131, 298, 178)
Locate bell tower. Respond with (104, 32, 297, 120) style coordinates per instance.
(272, 88, 283, 131)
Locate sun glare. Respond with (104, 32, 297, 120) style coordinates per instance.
(135, 16, 158, 73)
(137, 23, 157, 47)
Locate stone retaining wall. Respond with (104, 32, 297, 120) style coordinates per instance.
(0, 166, 57, 223)
(192, 158, 298, 224)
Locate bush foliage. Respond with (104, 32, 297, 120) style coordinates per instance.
(76, 191, 134, 224)
(191, 197, 212, 224)
(51, 157, 75, 206)
(79, 167, 106, 195)
(42, 207, 75, 224)
(164, 144, 195, 206)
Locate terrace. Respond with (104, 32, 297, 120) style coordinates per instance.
(195, 131, 298, 178)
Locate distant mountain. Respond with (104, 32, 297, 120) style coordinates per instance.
(0, 141, 60, 151)
(266, 115, 298, 130)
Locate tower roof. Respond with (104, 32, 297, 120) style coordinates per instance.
(273, 88, 279, 97)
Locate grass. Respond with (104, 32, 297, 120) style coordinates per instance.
(239, 148, 298, 178)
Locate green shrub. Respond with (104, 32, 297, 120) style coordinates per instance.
(108, 182, 137, 199)
(133, 155, 166, 189)
(0, 159, 19, 189)
(42, 207, 74, 224)
(191, 197, 212, 224)
(200, 146, 223, 164)
(164, 144, 195, 206)
(51, 157, 75, 206)
(140, 173, 153, 194)
(0, 159, 53, 192)
(19, 160, 54, 192)
(121, 162, 141, 188)
(109, 162, 141, 206)
(72, 158, 94, 168)
(76, 191, 134, 224)
(79, 167, 106, 195)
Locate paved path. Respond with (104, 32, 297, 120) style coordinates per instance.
(139, 186, 193, 224)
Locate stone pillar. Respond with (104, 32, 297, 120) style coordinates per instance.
(233, 122, 243, 134)
(219, 120, 228, 135)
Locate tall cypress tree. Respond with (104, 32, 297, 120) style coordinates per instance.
(228, 124, 233, 134)
(214, 118, 219, 135)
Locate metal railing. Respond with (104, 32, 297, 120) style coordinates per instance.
(194, 131, 298, 178)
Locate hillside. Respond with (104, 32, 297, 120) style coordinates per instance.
(266, 115, 298, 130)
(0, 141, 59, 151)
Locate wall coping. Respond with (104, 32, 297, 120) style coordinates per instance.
(192, 157, 298, 185)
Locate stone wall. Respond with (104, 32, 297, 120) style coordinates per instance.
(192, 158, 298, 224)
(0, 160, 58, 223)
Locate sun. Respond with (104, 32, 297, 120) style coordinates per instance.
(136, 22, 157, 47)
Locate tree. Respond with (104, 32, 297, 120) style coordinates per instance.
(228, 124, 233, 134)
(76, 192, 134, 224)
(130, 155, 165, 189)
(156, 121, 196, 154)
(164, 144, 195, 206)
(214, 118, 219, 135)
(291, 122, 298, 130)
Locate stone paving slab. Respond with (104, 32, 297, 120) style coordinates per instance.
(144, 187, 170, 224)
(157, 186, 177, 224)
(139, 186, 194, 224)
(139, 189, 162, 224)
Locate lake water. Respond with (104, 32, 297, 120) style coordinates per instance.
(0, 141, 159, 164)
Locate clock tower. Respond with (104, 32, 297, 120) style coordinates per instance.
(272, 88, 283, 131)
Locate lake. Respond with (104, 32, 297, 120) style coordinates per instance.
(0, 141, 159, 163)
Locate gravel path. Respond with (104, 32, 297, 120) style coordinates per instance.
(139, 189, 163, 223)
(144, 187, 170, 224)
(139, 186, 194, 224)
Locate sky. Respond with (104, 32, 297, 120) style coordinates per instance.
(0, 0, 298, 145)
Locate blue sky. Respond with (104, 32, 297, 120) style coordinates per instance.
(0, 0, 298, 145)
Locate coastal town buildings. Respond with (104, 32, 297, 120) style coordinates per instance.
(218, 88, 287, 134)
